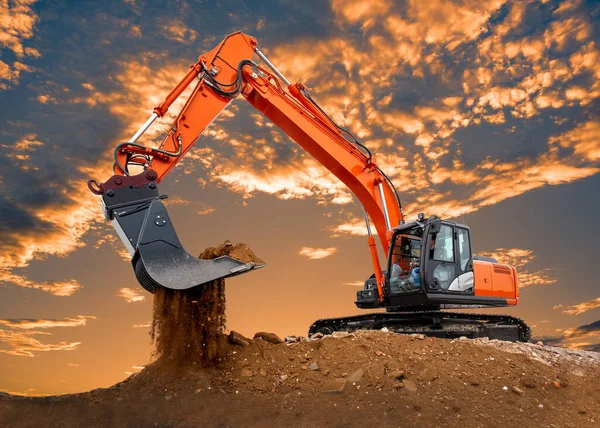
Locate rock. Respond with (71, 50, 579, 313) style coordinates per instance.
(403, 379, 418, 392)
(459, 336, 468, 341)
(240, 368, 253, 377)
(381, 327, 390, 332)
(392, 381, 404, 389)
(309, 362, 319, 371)
(229, 331, 250, 346)
(375, 350, 384, 356)
(300, 364, 308, 370)
(521, 378, 536, 388)
(280, 374, 288, 381)
(311, 332, 324, 339)
(254, 332, 283, 344)
(552, 380, 561, 389)
(259, 368, 267, 377)
(511, 386, 525, 395)
(347, 369, 365, 383)
(332, 331, 352, 338)
(410, 333, 425, 340)
(419, 368, 438, 382)
(470, 379, 480, 386)
(536, 341, 544, 346)
(285, 336, 299, 343)
(389, 370, 405, 380)
(322, 378, 347, 394)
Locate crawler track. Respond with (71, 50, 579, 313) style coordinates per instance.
(309, 311, 531, 342)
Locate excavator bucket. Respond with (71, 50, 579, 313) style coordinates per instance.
(99, 175, 264, 293)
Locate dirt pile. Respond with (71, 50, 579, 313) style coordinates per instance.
(2, 331, 599, 428)
(150, 241, 263, 366)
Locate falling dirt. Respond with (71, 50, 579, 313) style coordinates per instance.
(150, 241, 263, 366)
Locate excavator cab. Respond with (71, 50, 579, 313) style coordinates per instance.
(357, 216, 518, 311)
(357, 217, 483, 310)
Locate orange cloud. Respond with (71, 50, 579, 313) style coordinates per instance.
(159, 20, 197, 43)
(0, 0, 39, 58)
(550, 120, 600, 161)
(555, 297, 600, 316)
(342, 280, 364, 287)
(0, 315, 96, 330)
(0, 0, 39, 89)
(0, 314, 94, 358)
(0, 271, 82, 296)
(298, 247, 338, 260)
(132, 323, 151, 328)
(331, 0, 391, 27)
(116, 287, 146, 303)
(0, 330, 81, 358)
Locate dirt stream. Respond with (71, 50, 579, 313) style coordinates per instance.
(1, 243, 599, 428)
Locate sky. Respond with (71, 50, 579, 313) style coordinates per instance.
(0, 0, 599, 396)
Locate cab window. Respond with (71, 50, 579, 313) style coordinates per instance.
(456, 228, 471, 271)
(432, 225, 454, 262)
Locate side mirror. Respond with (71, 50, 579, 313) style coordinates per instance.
(428, 218, 442, 234)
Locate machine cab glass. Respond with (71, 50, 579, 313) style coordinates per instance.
(424, 222, 474, 293)
(388, 227, 423, 294)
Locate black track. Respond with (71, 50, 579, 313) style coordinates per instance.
(309, 311, 531, 342)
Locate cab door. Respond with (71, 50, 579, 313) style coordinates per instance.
(423, 222, 474, 293)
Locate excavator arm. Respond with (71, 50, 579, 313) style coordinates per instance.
(88, 31, 404, 299)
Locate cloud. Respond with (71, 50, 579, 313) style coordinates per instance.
(537, 320, 600, 352)
(0, 0, 40, 89)
(0, 316, 95, 329)
(117, 287, 146, 303)
(0, 314, 95, 358)
(159, 20, 197, 43)
(554, 297, 600, 316)
(477, 248, 557, 288)
(331, 0, 391, 27)
(132, 322, 151, 328)
(298, 247, 338, 260)
(124, 364, 145, 376)
(0, 330, 81, 357)
(342, 280, 364, 287)
(550, 120, 600, 162)
(0, 0, 38, 57)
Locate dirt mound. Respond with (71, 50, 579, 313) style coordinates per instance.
(150, 241, 263, 366)
(1, 332, 599, 428)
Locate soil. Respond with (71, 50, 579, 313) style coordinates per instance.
(1, 332, 598, 428)
(2, 242, 599, 427)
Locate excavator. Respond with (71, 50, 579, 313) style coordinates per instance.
(88, 31, 530, 342)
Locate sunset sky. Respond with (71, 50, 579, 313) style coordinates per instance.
(1, 0, 599, 396)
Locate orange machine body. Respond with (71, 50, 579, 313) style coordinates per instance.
(473, 260, 519, 305)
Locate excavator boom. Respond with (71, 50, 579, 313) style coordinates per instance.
(89, 31, 402, 294)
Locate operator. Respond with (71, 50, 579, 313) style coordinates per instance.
(391, 259, 403, 278)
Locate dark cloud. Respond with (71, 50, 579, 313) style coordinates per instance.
(534, 319, 600, 352)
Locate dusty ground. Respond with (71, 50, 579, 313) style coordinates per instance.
(2, 242, 598, 427)
(1, 331, 598, 428)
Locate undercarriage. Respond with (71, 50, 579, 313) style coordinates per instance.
(309, 311, 531, 342)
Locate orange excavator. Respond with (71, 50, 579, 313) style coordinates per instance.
(88, 32, 530, 342)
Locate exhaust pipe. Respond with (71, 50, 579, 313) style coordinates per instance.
(94, 171, 264, 293)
